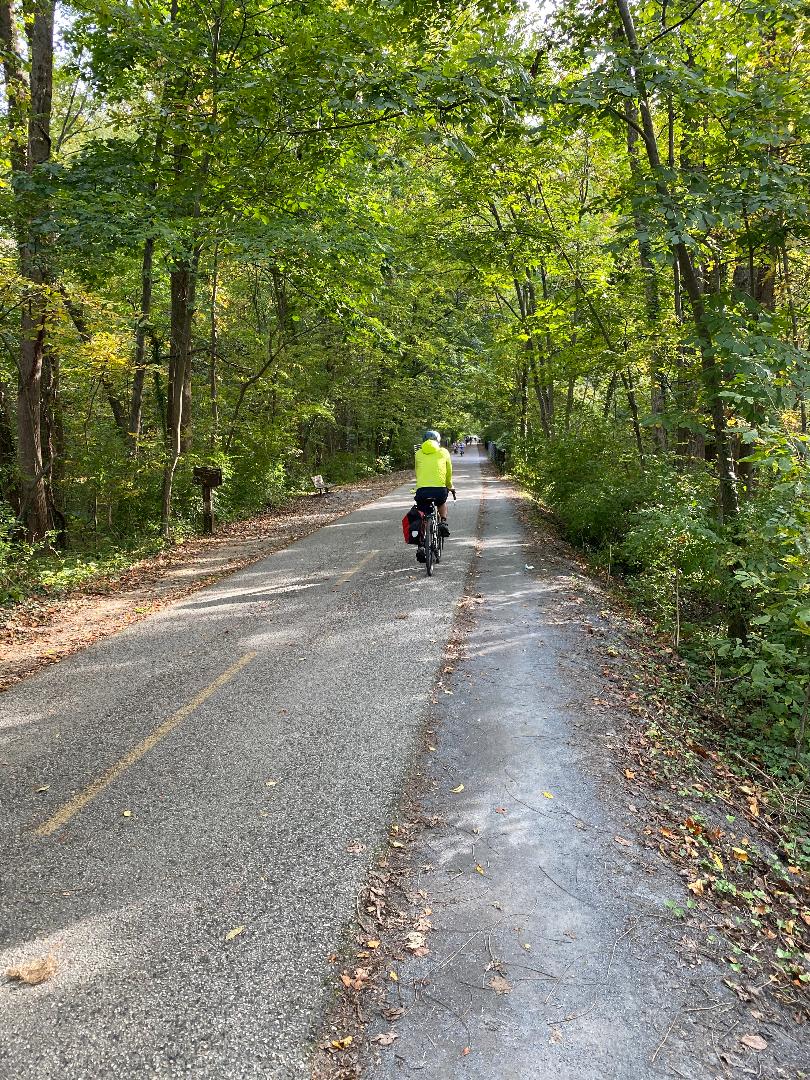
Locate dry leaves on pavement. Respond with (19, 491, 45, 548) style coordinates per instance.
(6, 954, 57, 985)
(489, 974, 512, 994)
(739, 1034, 768, 1051)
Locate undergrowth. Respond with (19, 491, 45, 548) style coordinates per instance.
(512, 416, 810, 760)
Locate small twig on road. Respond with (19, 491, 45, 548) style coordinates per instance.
(485, 931, 503, 975)
(651, 1011, 681, 1065)
(681, 1002, 735, 1015)
(536, 861, 593, 907)
(547, 1001, 600, 1025)
(543, 955, 581, 1006)
(417, 989, 473, 1040)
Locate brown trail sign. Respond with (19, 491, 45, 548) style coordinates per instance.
(193, 466, 223, 535)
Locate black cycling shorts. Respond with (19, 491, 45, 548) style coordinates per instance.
(415, 486, 449, 510)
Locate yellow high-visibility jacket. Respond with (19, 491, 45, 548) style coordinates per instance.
(415, 439, 453, 488)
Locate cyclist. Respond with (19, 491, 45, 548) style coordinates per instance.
(415, 429, 454, 544)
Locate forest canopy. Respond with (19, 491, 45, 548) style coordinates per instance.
(0, 0, 808, 753)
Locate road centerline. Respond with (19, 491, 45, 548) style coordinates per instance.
(334, 549, 379, 588)
(34, 651, 257, 838)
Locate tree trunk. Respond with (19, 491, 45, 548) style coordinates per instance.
(0, 376, 19, 513)
(621, 370, 645, 467)
(781, 247, 807, 435)
(0, 0, 55, 541)
(161, 253, 199, 536)
(625, 101, 666, 450)
(209, 241, 220, 446)
(615, 0, 739, 524)
(130, 235, 155, 454)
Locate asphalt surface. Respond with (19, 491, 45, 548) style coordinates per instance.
(0, 453, 483, 1078)
(362, 472, 801, 1079)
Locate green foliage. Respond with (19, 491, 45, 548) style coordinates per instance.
(517, 418, 655, 547)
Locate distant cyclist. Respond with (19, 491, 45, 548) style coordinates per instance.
(415, 430, 454, 538)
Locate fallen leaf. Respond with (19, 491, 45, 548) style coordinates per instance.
(711, 852, 724, 872)
(542, 791, 554, 799)
(614, 836, 631, 847)
(330, 1036, 353, 1051)
(461, 1047, 471, 1057)
(494, 807, 508, 814)
(265, 779, 278, 787)
(624, 769, 636, 780)
(731, 847, 749, 862)
(474, 864, 485, 875)
(686, 879, 705, 896)
(521, 943, 531, 951)
(405, 931, 426, 952)
(451, 784, 465, 793)
(346, 840, 366, 854)
(366, 939, 380, 949)
(340, 967, 370, 990)
(740, 1034, 767, 1051)
(5, 954, 57, 985)
(549, 1026, 563, 1045)
(489, 974, 512, 994)
(389, 840, 404, 849)
(35, 785, 50, 794)
(373, 1032, 399, 1047)
(225, 926, 244, 942)
(122, 810, 132, 818)
(748, 799, 759, 817)
(388, 970, 398, 982)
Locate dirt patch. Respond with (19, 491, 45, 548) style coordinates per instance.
(0, 471, 410, 693)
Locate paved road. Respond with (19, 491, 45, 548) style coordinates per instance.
(0, 453, 483, 1078)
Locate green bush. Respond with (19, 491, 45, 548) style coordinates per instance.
(619, 470, 726, 632)
(721, 457, 810, 746)
(519, 418, 809, 750)
(517, 418, 657, 547)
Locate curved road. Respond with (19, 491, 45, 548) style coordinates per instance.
(0, 452, 483, 1078)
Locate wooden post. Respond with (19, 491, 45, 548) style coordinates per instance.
(202, 484, 214, 534)
(193, 465, 223, 535)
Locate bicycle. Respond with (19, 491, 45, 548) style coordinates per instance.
(418, 489, 455, 577)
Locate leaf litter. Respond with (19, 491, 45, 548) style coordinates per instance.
(6, 954, 57, 986)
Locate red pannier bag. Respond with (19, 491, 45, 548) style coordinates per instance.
(402, 505, 423, 544)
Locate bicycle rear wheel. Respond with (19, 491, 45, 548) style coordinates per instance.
(425, 519, 434, 576)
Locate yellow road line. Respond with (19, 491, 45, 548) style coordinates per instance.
(334, 549, 379, 588)
(35, 651, 257, 838)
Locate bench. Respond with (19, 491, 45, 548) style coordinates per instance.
(311, 474, 331, 496)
